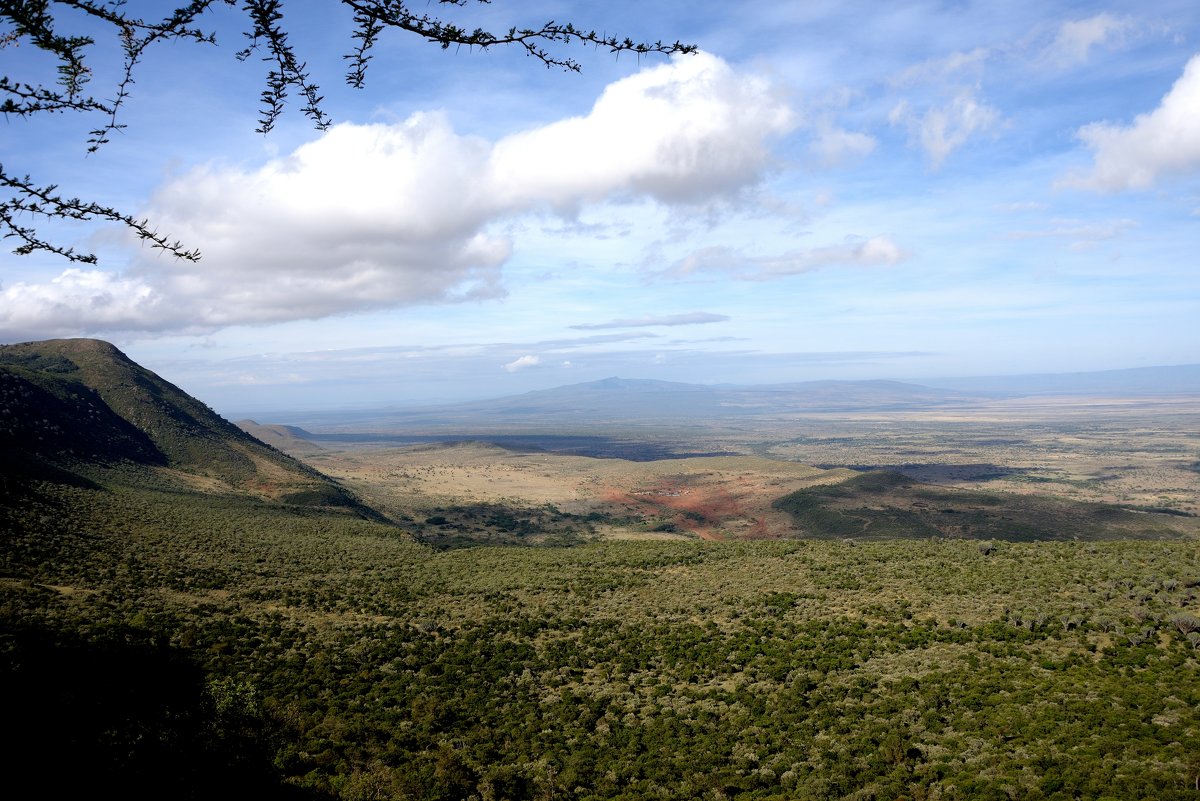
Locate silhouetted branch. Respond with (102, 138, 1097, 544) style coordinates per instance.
(0, 165, 202, 262)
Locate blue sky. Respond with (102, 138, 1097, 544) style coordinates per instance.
(2, 1, 1198, 413)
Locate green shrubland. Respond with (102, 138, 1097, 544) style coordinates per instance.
(4, 470, 1200, 799)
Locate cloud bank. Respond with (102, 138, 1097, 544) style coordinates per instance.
(2, 53, 793, 338)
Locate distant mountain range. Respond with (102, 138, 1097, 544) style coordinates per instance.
(0, 338, 371, 514)
(418, 376, 981, 419)
(490, 377, 981, 416)
(923, 363, 1200, 395)
(264, 376, 986, 433)
(249, 364, 1200, 434)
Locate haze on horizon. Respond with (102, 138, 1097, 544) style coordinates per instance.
(2, 1, 1198, 413)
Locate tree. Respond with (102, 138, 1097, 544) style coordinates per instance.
(0, 1, 695, 264)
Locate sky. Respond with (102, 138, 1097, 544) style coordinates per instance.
(2, 1, 1198, 414)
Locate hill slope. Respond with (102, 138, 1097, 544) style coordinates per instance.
(0, 338, 369, 512)
(773, 470, 1191, 541)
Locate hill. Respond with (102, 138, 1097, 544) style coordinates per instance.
(0, 338, 369, 512)
(235, 419, 327, 457)
(773, 470, 1191, 541)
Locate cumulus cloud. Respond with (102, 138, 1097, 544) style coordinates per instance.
(502, 355, 540, 372)
(489, 52, 794, 207)
(669, 236, 907, 281)
(0, 269, 173, 339)
(1063, 54, 1200, 191)
(571, 312, 730, 330)
(890, 91, 1001, 169)
(1045, 14, 1134, 67)
(6, 53, 793, 337)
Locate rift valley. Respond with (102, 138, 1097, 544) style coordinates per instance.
(3, 339, 1200, 800)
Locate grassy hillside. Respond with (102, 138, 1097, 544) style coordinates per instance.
(773, 470, 1194, 541)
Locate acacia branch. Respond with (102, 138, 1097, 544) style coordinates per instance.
(340, 0, 697, 85)
(0, 75, 109, 115)
(0, 165, 202, 262)
(237, 0, 329, 134)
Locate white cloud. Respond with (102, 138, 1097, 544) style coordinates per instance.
(0, 269, 174, 339)
(669, 236, 907, 280)
(490, 52, 794, 207)
(503, 355, 540, 372)
(994, 201, 1049, 213)
(1007, 218, 1137, 249)
(6, 53, 793, 337)
(232, 372, 307, 386)
(891, 91, 1001, 169)
(892, 47, 991, 86)
(1046, 14, 1134, 67)
(1063, 54, 1200, 191)
(809, 120, 876, 167)
(571, 312, 729, 330)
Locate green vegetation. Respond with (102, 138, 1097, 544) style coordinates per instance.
(5, 469, 1200, 799)
(413, 501, 597, 550)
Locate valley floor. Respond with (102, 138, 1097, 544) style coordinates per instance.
(291, 394, 1200, 544)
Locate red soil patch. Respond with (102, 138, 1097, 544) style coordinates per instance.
(599, 478, 748, 540)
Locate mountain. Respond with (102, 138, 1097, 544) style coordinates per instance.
(0, 338, 368, 512)
(267, 376, 983, 433)
(457, 377, 979, 418)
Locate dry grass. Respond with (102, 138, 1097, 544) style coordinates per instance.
(307, 443, 854, 539)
